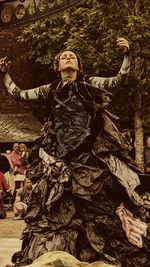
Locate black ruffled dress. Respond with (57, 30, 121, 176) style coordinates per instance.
(12, 80, 150, 267)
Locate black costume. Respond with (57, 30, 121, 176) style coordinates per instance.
(10, 80, 150, 267)
(2, 50, 150, 266)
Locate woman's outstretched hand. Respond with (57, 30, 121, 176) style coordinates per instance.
(116, 37, 129, 53)
(0, 56, 11, 74)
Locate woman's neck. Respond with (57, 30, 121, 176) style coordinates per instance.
(61, 69, 77, 85)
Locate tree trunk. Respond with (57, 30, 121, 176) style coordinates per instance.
(134, 90, 144, 171)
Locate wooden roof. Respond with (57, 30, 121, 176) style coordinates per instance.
(0, 113, 42, 142)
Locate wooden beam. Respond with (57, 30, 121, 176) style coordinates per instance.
(0, 0, 84, 29)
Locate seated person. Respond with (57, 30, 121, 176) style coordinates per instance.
(19, 143, 30, 170)
(0, 171, 11, 219)
(13, 177, 33, 220)
(0, 193, 6, 219)
(0, 171, 11, 193)
(145, 162, 150, 175)
(0, 153, 11, 174)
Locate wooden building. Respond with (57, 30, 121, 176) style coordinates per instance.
(0, 27, 43, 151)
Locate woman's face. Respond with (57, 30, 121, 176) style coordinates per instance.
(13, 143, 19, 152)
(20, 143, 26, 152)
(58, 51, 79, 72)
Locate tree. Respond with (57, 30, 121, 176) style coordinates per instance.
(18, 0, 150, 168)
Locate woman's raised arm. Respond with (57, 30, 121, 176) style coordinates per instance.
(89, 37, 131, 90)
(0, 57, 51, 100)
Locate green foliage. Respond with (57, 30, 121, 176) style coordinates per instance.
(18, 0, 150, 128)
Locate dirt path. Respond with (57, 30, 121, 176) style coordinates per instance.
(0, 209, 26, 238)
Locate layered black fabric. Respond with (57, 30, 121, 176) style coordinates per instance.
(12, 81, 150, 267)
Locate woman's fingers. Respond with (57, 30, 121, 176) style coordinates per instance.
(128, 236, 143, 248)
(116, 37, 129, 52)
(0, 57, 11, 73)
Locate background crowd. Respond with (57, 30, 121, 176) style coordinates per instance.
(0, 142, 32, 220)
(0, 133, 150, 221)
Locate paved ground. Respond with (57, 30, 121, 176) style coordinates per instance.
(0, 210, 26, 238)
(0, 210, 25, 267)
(0, 238, 22, 267)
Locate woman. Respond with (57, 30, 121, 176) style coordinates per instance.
(10, 142, 26, 204)
(0, 38, 150, 267)
(0, 171, 11, 218)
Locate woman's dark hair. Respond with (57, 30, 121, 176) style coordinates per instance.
(0, 154, 10, 173)
(53, 50, 83, 75)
